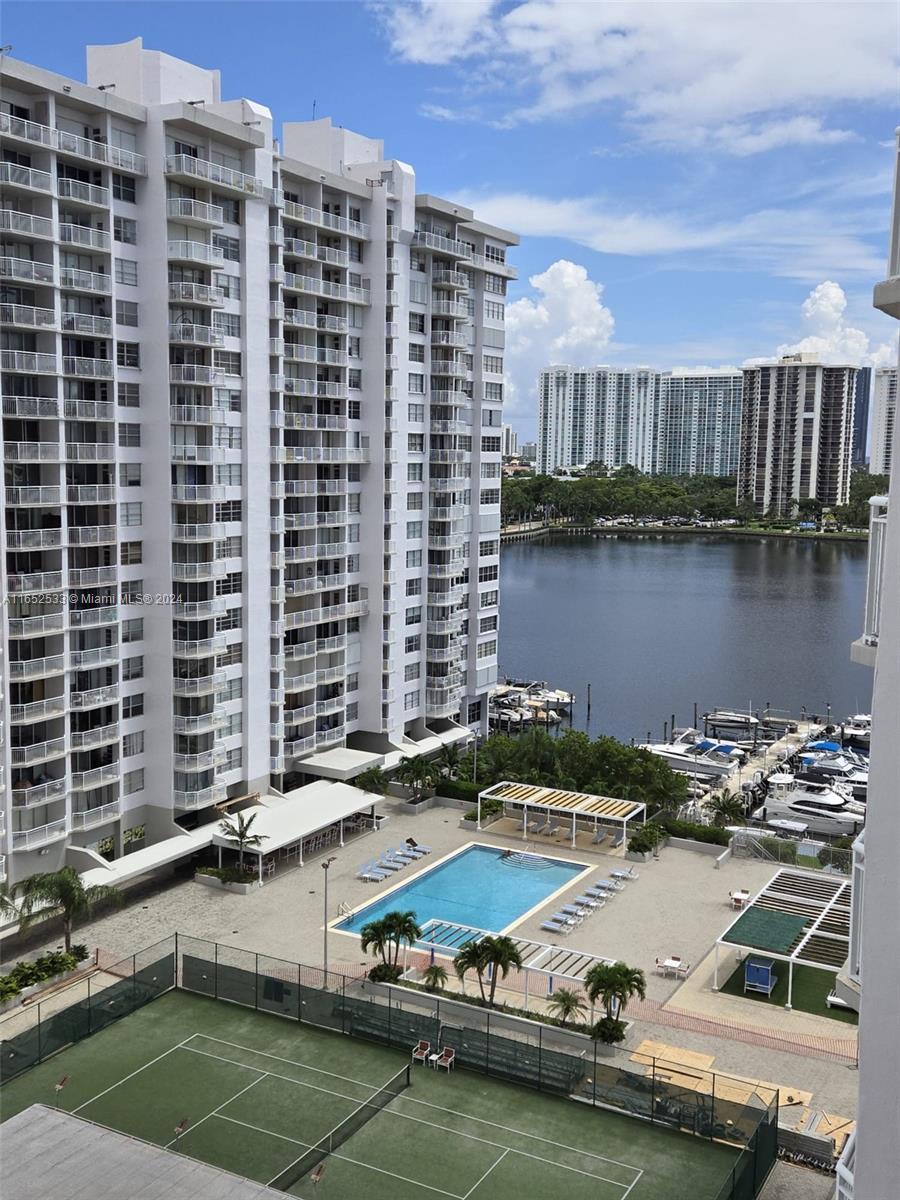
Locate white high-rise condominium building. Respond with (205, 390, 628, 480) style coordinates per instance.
(500, 423, 518, 457)
(870, 365, 897, 476)
(0, 40, 517, 887)
(536, 366, 742, 476)
(737, 354, 856, 518)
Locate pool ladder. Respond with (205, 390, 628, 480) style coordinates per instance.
(337, 901, 353, 916)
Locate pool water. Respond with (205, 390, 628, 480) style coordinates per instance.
(337, 844, 586, 936)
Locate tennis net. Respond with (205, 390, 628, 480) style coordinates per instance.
(270, 1062, 411, 1190)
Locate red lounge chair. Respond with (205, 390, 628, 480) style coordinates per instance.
(412, 1039, 430, 1065)
(435, 1046, 455, 1072)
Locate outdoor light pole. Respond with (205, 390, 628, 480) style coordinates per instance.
(322, 856, 337, 988)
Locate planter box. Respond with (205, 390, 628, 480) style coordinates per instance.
(667, 836, 728, 856)
(195, 872, 258, 895)
(0, 964, 83, 1013)
(459, 814, 502, 831)
(626, 850, 653, 863)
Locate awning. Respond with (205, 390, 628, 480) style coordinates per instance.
(212, 779, 381, 856)
(78, 825, 215, 889)
(292, 746, 384, 781)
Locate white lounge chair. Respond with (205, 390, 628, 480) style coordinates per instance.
(541, 919, 570, 935)
(575, 894, 604, 909)
(377, 856, 406, 871)
(547, 823, 561, 838)
(551, 910, 580, 926)
(560, 903, 590, 919)
(357, 863, 388, 882)
(591, 829, 607, 845)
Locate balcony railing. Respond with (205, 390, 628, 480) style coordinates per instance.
(11, 778, 67, 807)
(1, 303, 56, 330)
(166, 197, 225, 226)
(167, 281, 226, 306)
(11, 737, 66, 767)
(165, 154, 266, 198)
(69, 684, 119, 708)
(59, 266, 111, 293)
(282, 199, 370, 238)
(66, 442, 116, 462)
(56, 177, 110, 207)
(3, 441, 60, 462)
(7, 571, 63, 594)
(413, 230, 473, 258)
(857, 496, 889, 652)
(169, 364, 225, 386)
(0, 111, 57, 146)
(168, 322, 224, 346)
(0, 349, 58, 374)
(59, 222, 111, 250)
(167, 239, 225, 267)
(70, 723, 120, 750)
(71, 802, 122, 830)
(173, 783, 227, 810)
(71, 763, 120, 791)
(0, 162, 53, 191)
(5, 527, 62, 548)
(0, 256, 55, 284)
(61, 312, 113, 336)
(12, 819, 68, 850)
(0, 209, 54, 238)
(8, 696, 68, 723)
(62, 355, 114, 379)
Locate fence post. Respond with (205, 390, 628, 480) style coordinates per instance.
(174, 931, 179, 990)
(297, 962, 303, 1024)
(132, 954, 137, 1012)
(537, 1023, 543, 1091)
(592, 1038, 597, 1106)
(711, 1069, 717, 1139)
(214, 942, 218, 1000)
(255, 953, 259, 1009)
(485, 1009, 490, 1076)
(87, 974, 92, 1035)
(651, 1056, 656, 1124)
(36, 1000, 43, 1067)
(387, 984, 392, 1047)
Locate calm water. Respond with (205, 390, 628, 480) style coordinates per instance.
(500, 534, 872, 743)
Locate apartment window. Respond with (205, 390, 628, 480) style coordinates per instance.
(404, 662, 421, 681)
(213, 272, 241, 300)
(112, 173, 136, 202)
(484, 274, 506, 295)
(347, 553, 360, 572)
(119, 463, 141, 487)
(213, 233, 240, 262)
(122, 731, 144, 757)
(120, 540, 142, 565)
(406, 520, 422, 539)
(223, 748, 242, 772)
(408, 433, 425, 453)
(408, 403, 425, 422)
(404, 690, 419, 711)
(214, 388, 242, 412)
(478, 564, 499, 583)
(479, 540, 499, 558)
(481, 437, 501, 453)
(216, 607, 243, 631)
(404, 634, 420, 653)
(120, 502, 142, 527)
(116, 342, 140, 369)
(409, 343, 425, 363)
(120, 579, 143, 603)
(217, 677, 243, 702)
(213, 312, 241, 337)
(407, 492, 423, 510)
(346, 673, 359, 692)
(479, 615, 498, 633)
(408, 373, 425, 394)
(122, 693, 144, 719)
(124, 769, 145, 795)
(114, 216, 137, 244)
(409, 313, 425, 334)
(408, 463, 423, 482)
(216, 572, 243, 596)
(221, 712, 243, 737)
(405, 578, 422, 596)
(483, 354, 503, 374)
(484, 300, 505, 322)
(482, 408, 502, 426)
(348, 369, 362, 389)
(405, 606, 422, 626)
(217, 645, 242, 667)
(347, 335, 361, 359)
(115, 257, 138, 286)
(485, 383, 503, 401)
(481, 488, 501, 505)
(216, 500, 242, 522)
(122, 656, 144, 681)
(216, 536, 242, 558)
(117, 382, 140, 407)
(481, 589, 499, 608)
(216, 464, 242, 486)
(118, 423, 140, 447)
(115, 299, 138, 327)
(212, 194, 241, 224)
(481, 462, 501, 478)
(346, 701, 358, 721)
(477, 639, 497, 659)
(121, 617, 143, 643)
(406, 549, 422, 568)
(214, 350, 241, 375)
(349, 305, 363, 329)
(214, 426, 242, 449)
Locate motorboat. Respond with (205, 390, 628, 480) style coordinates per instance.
(755, 773, 866, 838)
(640, 728, 743, 779)
(843, 714, 871, 748)
(797, 747, 868, 799)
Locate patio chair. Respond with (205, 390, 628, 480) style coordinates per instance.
(541, 919, 571, 935)
(527, 819, 543, 834)
(591, 829, 607, 845)
(654, 957, 666, 976)
(546, 823, 561, 838)
(551, 910, 581, 926)
(537, 820, 552, 835)
(560, 904, 590, 919)
(412, 1039, 431, 1065)
(585, 885, 614, 900)
(611, 831, 625, 848)
(575, 894, 605, 910)
(674, 961, 691, 978)
(435, 1047, 455, 1072)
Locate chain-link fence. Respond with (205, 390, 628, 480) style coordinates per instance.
(732, 830, 852, 875)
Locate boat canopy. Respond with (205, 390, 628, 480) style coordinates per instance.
(807, 740, 841, 752)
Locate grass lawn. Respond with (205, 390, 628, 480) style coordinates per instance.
(720, 961, 858, 1025)
(0, 990, 742, 1200)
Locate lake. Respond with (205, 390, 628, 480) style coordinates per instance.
(499, 534, 873, 742)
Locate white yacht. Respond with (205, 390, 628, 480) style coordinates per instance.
(844, 714, 871, 747)
(640, 728, 743, 779)
(798, 747, 868, 799)
(755, 773, 866, 838)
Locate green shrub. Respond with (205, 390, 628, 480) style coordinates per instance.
(0, 978, 21, 1003)
(368, 963, 403, 983)
(627, 825, 663, 854)
(759, 836, 797, 863)
(196, 866, 256, 884)
(818, 846, 851, 872)
(0, 948, 81, 1003)
(591, 1017, 627, 1045)
(657, 815, 731, 846)
(462, 796, 505, 822)
(440, 779, 484, 805)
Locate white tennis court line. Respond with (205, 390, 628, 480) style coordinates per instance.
(185, 1032, 642, 1185)
(180, 1043, 365, 1105)
(164, 1074, 265, 1149)
(462, 1148, 509, 1200)
(72, 1037, 195, 1113)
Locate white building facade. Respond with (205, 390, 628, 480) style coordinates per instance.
(536, 365, 742, 477)
(0, 40, 517, 886)
(869, 365, 896, 476)
(737, 355, 856, 517)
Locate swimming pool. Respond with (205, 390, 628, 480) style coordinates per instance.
(336, 844, 587, 936)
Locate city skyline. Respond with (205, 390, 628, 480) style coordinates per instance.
(2, 0, 898, 439)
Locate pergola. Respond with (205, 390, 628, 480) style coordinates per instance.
(477, 780, 646, 848)
(714, 869, 852, 1009)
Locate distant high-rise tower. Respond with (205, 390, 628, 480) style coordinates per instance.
(501, 423, 518, 457)
(870, 366, 897, 476)
(852, 366, 871, 464)
(737, 355, 856, 516)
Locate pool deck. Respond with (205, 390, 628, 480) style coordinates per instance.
(4, 798, 858, 1127)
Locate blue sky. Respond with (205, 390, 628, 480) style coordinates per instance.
(8, 0, 898, 436)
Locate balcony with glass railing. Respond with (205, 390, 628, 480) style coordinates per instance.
(7, 571, 63, 594)
(166, 196, 225, 226)
(168, 323, 224, 347)
(5, 527, 62, 549)
(0, 209, 54, 239)
(282, 199, 370, 238)
(169, 363, 225, 386)
(0, 349, 58, 374)
(0, 256, 55, 285)
(11, 737, 66, 767)
(12, 819, 68, 850)
(60, 312, 112, 337)
(165, 154, 266, 198)
(59, 222, 111, 250)
(167, 239, 225, 267)
(67, 524, 117, 545)
(1, 303, 56, 331)
(0, 162, 53, 192)
(71, 801, 122, 830)
(413, 230, 472, 259)
(56, 177, 110, 208)
(62, 355, 114, 379)
(11, 778, 67, 808)
(59, 266, 111, 293)
(65, 442, 116, 462)
(173, 783, 228, 810)
(168, 280, 226, 307)
(70, 722, 119, 751)
(68, 483, 116, 503)
(172, 670, 226, 696)
(69, 683, 119, 709)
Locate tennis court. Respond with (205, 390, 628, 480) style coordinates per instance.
(0, 991, 740, 1199)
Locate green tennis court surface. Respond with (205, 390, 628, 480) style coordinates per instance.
(0, 991, 738, 1199)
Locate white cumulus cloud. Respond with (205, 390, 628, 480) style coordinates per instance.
(769, 281, 895, 366)
(504, 260, 615, 418)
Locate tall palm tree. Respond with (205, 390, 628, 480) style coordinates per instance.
(704, 788, 746, 828)
(480, 935, 524, 1007)
(18, 867, 122, 952)
(0, 882, 21, 924)
(218, 811, 266, 872)
(546, 987, 587, 1027)
(422, 964, 448, 992)
(436, 744, 461, 780)
(584, 961, 647, 1023)
(455, 939, 491, 1002)
(382, 910, 422, 968)
(354, 767, 389, 796)
(359, 916, 393, 968)
(396, 755, 435, 803)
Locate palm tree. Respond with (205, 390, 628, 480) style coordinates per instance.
(359, 916, 393, 969)
(546, 987, 587, 1026)
(355, 766, 389, 796)
(584, 961, 647, 1023)
(436, 744, 461, 780)
(18, 867, 122, 952)
(396, 755, 435, 803)
(455, 939, 491, 1002)
(0, 882, 20, 922)
(479, 935, 524, 1008)
(704, 788, 746, 828)
(383, 910, 422, 968)
(422, 964, 448, 992)
(218, 810, 266, 872)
